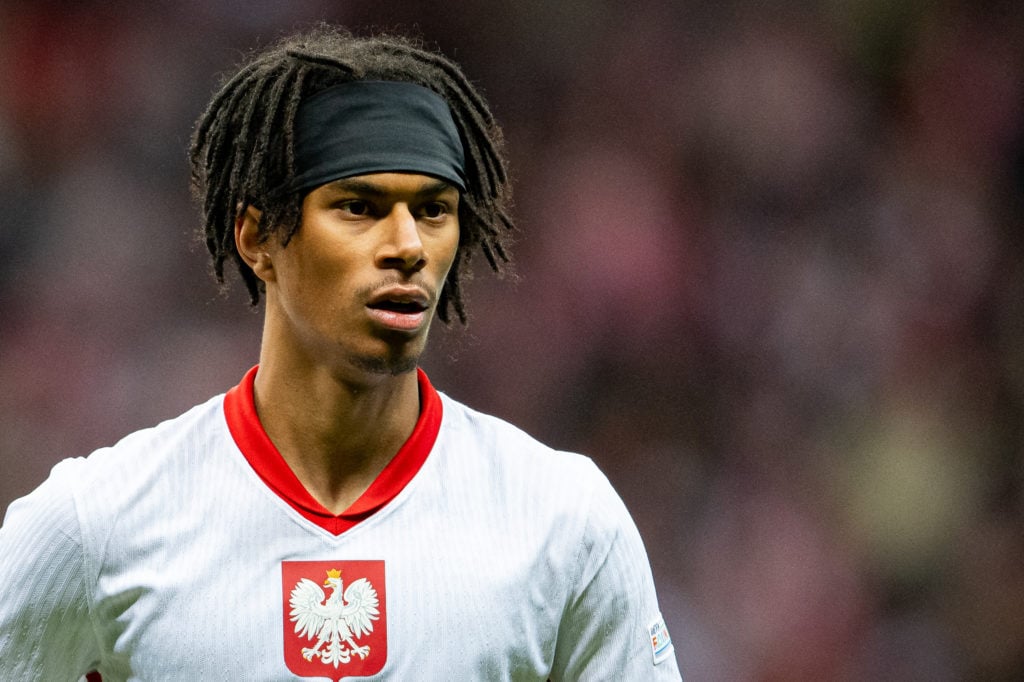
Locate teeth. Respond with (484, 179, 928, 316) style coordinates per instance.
(373, 300, 422, 312)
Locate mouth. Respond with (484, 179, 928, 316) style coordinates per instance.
(365, 287, 431, 332)
(367, 299, 428, 314)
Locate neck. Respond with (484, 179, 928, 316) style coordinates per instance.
(251, 351, 421, 515)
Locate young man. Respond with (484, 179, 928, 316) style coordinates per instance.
(0, 26, 681, 680)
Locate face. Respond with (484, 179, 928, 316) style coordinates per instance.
(247, 172, 460, 378)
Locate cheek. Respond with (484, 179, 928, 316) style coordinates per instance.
(432, 248, 459, 288)
(435, 225, 461, 276)
(275, 245, 356, 309)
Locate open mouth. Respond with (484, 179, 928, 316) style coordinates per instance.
(365, 292, 430, 332)
(365, 286, 431, 331)
(367, 300, 427, 314)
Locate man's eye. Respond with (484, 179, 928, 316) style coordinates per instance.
(422, 202, 447, 219)
(339, 200, 370, 216)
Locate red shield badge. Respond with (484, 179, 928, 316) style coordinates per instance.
(281, 561, 387, 680)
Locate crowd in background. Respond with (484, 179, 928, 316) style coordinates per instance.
(1, 0, 1022, 678)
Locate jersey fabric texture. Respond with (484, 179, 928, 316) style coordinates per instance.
(0, 367, 681, 681)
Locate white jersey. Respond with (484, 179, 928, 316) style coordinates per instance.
(0, 367, 680, 681)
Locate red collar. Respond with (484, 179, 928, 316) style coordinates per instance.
(223, 366, 442, 535)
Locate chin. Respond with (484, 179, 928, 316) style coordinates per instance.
(351, 353, 420, 377)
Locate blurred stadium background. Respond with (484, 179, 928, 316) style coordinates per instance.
(2, 0, 1023, 678)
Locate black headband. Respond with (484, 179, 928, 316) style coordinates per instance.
(289, 80, 467, 194)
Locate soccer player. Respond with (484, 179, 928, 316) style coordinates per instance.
(0, 26, 681, 680)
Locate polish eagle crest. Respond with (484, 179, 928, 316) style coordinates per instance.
(288, 568, 380, 668)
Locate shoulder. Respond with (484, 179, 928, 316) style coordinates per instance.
(3, 393, 230, 557)
(434, 394, 681, 679)
(437, 393, 595, 467)
(0, 395, 230, 679)
(432, 392, 631, 542)
(72, 392, 228, 492)
(88, 392, 228, 468)
(6, 392, 227, 508)
(435, 391, 610, 493)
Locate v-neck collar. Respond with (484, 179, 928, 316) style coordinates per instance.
(223, 365, 442, 535)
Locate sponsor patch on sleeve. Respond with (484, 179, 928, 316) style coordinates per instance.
(648, 613, 674, 665)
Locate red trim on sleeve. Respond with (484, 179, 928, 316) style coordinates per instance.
(222, 366, 442, 535)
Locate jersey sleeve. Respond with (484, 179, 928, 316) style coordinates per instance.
(0, 459, 101, 680)
(550, 466, 682, 681)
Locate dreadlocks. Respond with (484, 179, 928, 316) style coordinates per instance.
(188, 25, 514, 324)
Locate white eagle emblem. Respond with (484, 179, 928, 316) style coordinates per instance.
(288, 568, 380, 668)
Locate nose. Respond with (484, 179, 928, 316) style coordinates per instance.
(376, 204, 426, 273)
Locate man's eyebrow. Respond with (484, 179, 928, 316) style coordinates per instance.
(413, 179, 459, 198)
(322, 177, 458, 198)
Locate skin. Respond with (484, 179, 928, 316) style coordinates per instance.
(235, 172, 461, 513)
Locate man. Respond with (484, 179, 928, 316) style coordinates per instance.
(0, 26, 681, 680)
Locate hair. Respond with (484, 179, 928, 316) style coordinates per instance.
(188, 25, 514, 324)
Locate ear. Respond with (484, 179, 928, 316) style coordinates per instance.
(234, 205, 275, 283)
